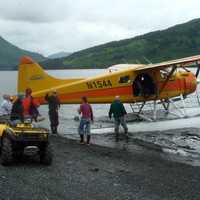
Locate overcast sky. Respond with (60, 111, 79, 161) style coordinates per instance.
(0, 0, 199, 56)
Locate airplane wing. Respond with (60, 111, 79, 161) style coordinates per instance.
(135, 54, 200, 71)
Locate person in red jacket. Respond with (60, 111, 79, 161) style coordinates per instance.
(22, 88, 40, 121)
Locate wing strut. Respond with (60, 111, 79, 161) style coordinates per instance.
(159, 65, 177, 95)
(195, 62, 200, 78)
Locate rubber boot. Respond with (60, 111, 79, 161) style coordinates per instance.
(125, 128, 129, 142)
(86, 135, 91, 145)
(115, 129, 119, 142)
(54, 126, 58, 134)
(80, 135, 84, 144)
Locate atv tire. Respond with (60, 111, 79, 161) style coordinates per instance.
(40, 144, 52, 165)
(1, 137, 13, 166)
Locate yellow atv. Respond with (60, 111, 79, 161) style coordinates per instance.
(0, 119, 52, 166)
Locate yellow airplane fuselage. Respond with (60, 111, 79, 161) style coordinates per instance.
(17, 56, 197, 104)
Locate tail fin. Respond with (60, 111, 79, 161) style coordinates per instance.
(18, 56, 82, 94)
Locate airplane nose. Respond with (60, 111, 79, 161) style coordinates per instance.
(188, 73, 197, 94)
(197, 78, 200, 84)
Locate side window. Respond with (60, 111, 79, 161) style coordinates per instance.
(160, 69, 168, 79)
(119, 75, 130, 84)
(160, 68, 176, 80)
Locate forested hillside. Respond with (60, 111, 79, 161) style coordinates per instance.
(42, 18, 200, 69)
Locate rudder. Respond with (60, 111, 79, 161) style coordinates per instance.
(18, 56, 82, 95)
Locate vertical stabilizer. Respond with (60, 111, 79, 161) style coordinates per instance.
(18, 56, 82, 95)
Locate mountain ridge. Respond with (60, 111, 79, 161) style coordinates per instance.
(41, 18, 200, 69)
(1, 18, 200, 70)
(48, 51, 71, 59)
(0, 36, 46, 70)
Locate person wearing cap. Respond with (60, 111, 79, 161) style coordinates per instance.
(22, 88, 40, 121)
(9, 96, 14, 103)
(78, 96, 93, 145)
(0, 94, 13, 120)
(10, 94, 24, 123)
(109, 96, 128, 141)
(45, 90, 60, 134)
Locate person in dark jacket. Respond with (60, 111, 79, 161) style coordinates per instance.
(109, 96, 128, 141)
(45, 90, 60, 134)
(10, 94, 24, 123)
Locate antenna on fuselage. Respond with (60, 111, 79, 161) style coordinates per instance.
(135, 59, 141, 64)
(143, 56, 152, 64)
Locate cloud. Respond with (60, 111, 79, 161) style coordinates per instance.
(0, 0, 71, 23)
(0, 0, 200, 56)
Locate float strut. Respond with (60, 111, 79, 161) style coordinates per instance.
(138, 101, 146, 114)
(180, 94, 187, 117)
(153, 100, 157, 121)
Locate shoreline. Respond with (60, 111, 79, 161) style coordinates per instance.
(61, 126, 200, 167)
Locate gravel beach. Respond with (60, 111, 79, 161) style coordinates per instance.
(0, 135, 200, 200)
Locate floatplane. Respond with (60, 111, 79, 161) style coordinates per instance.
(17, 55, 200, 121)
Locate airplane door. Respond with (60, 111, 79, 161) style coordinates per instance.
(133, 73, 157, 97)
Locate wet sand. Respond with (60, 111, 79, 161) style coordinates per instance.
(64, 126, 200, 167)
(0, 135, 200, 200)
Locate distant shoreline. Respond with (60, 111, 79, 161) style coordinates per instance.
(0, 65, 197, 71)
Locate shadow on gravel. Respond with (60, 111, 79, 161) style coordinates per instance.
(0, 155, 50, 168)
